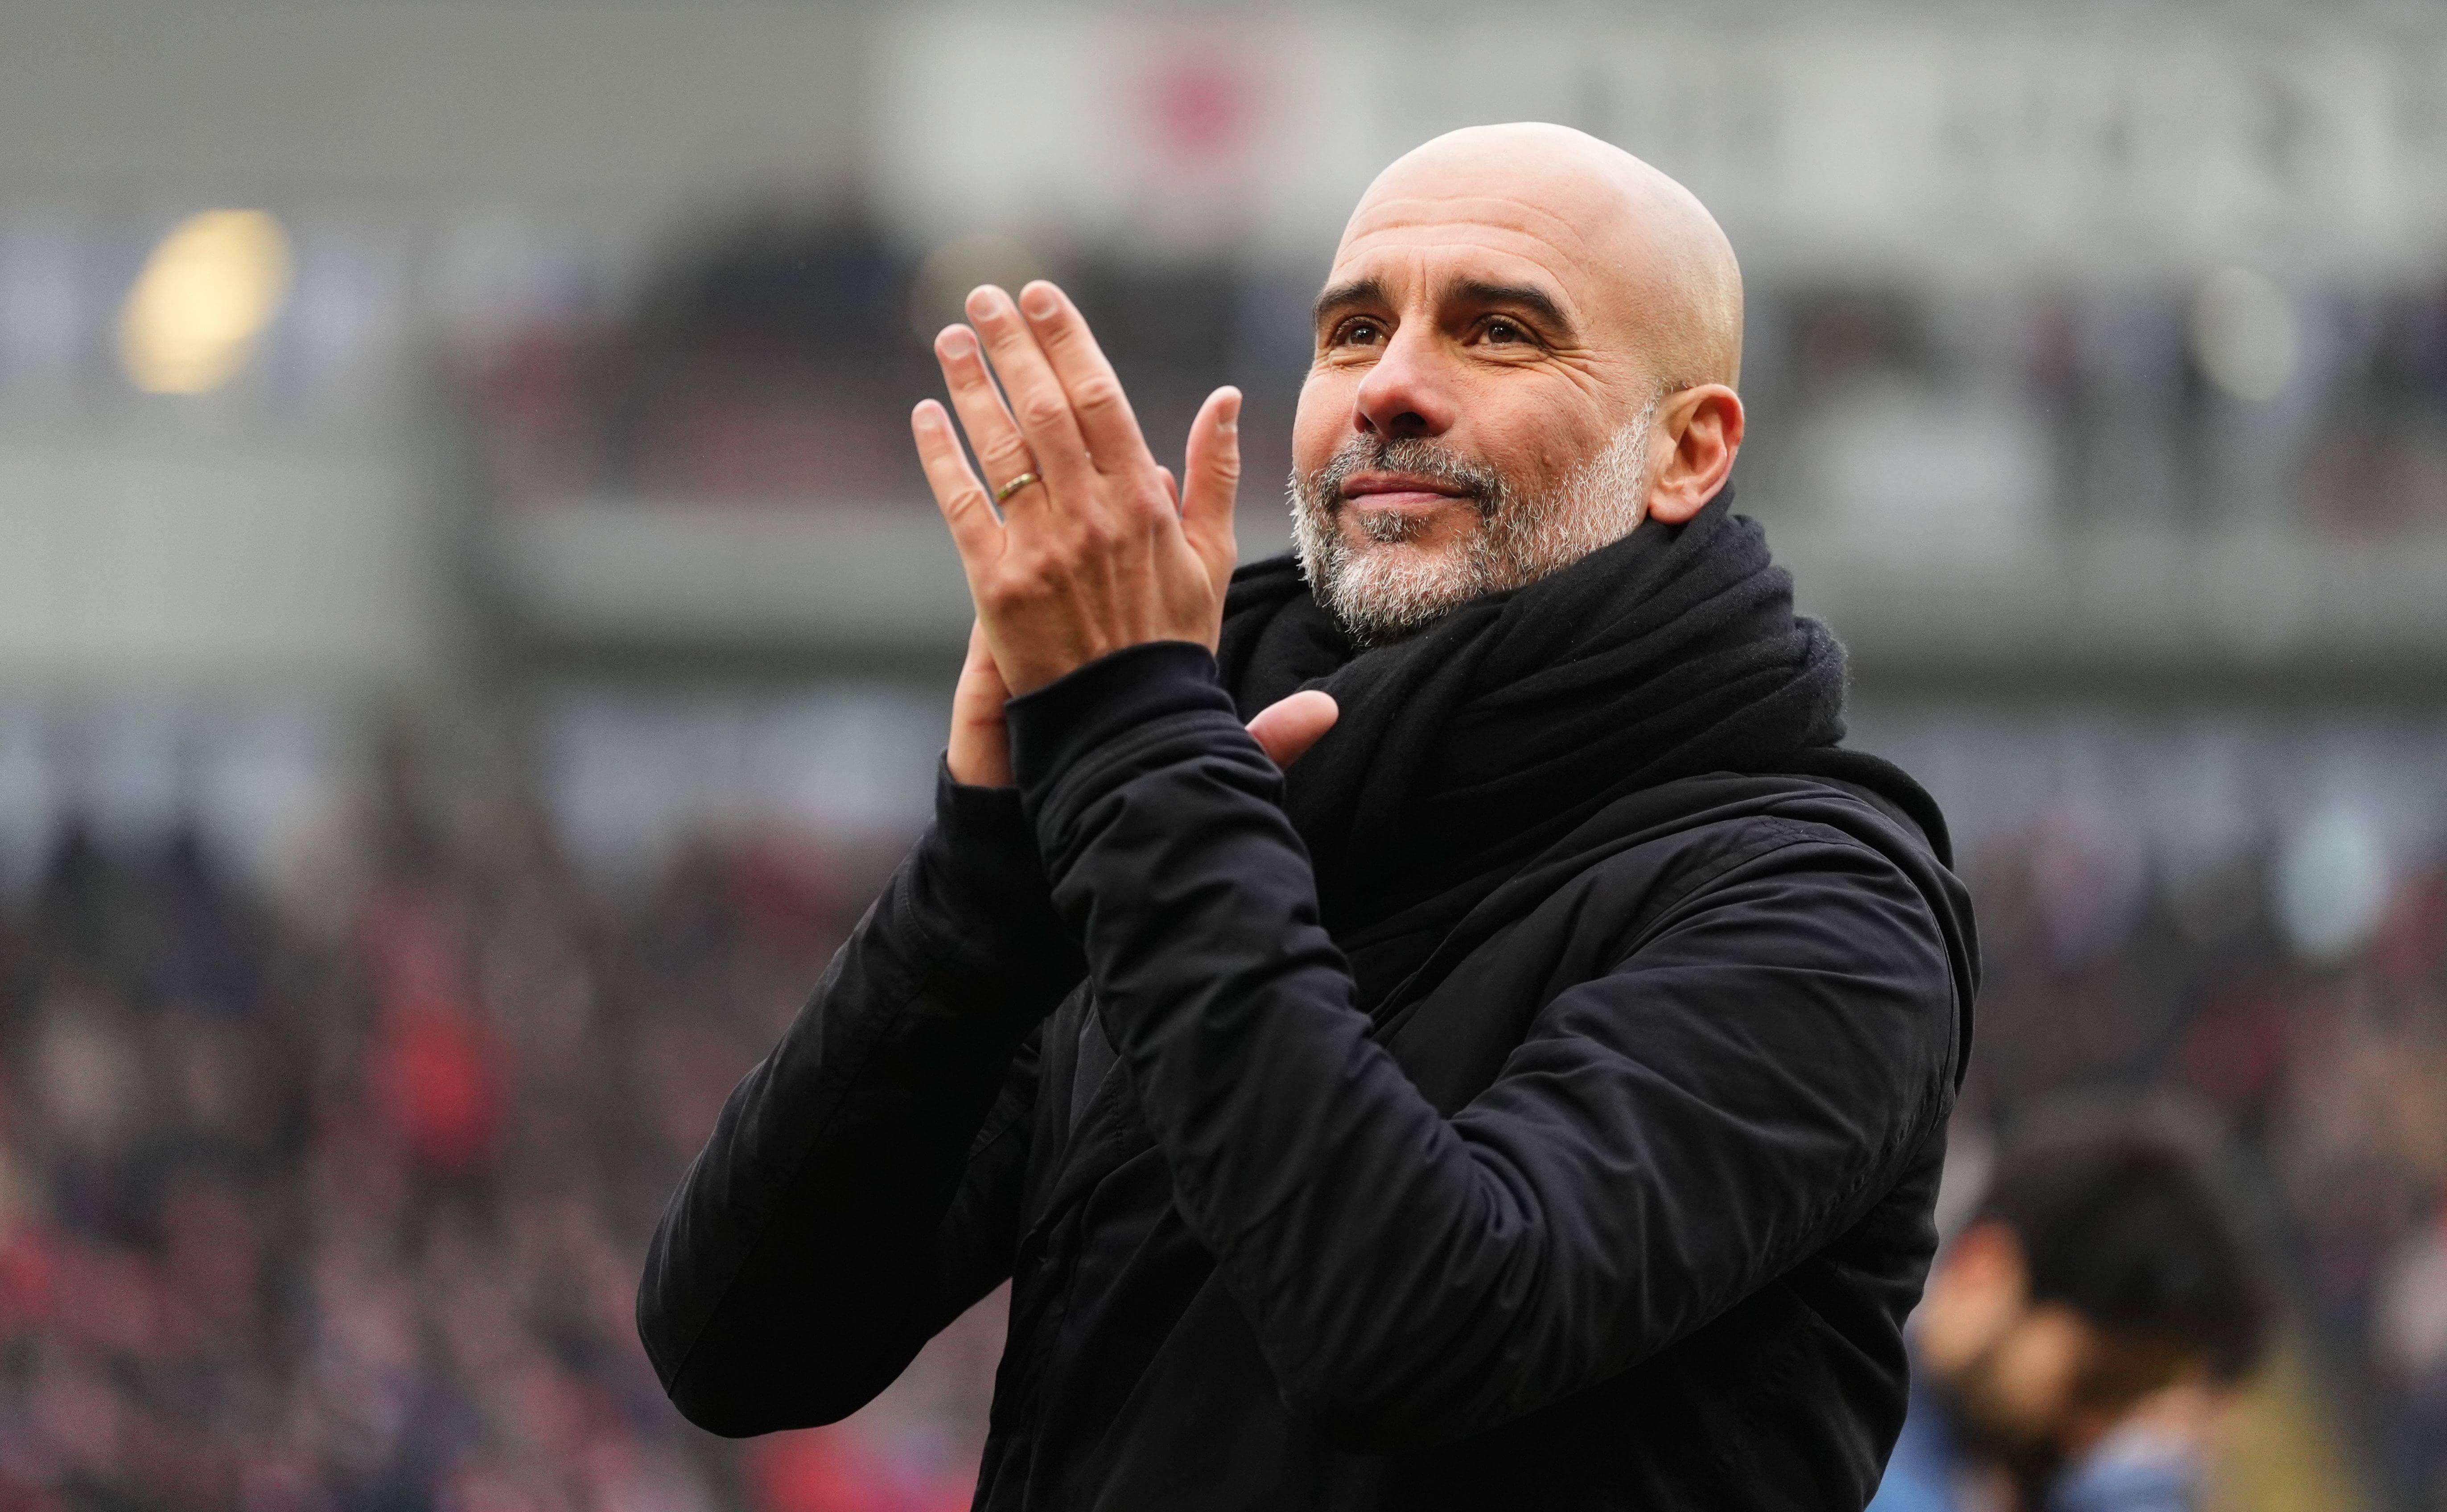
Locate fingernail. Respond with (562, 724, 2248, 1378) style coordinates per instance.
(936, 325, 976, 357)
(1021, 283, 1059, 318)
(965, 285, 1005, 319)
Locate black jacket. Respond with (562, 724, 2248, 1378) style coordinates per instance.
(638, 637, 1979, 1510)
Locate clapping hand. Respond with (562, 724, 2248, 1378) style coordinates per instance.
(919, 282, 1335, 786)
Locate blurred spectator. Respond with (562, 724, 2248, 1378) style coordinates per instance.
(1873, 1097, 2272, 1512)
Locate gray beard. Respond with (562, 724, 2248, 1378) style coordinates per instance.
(1287, 400, 1661, 647)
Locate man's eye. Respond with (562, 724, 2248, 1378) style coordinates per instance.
(1335, 318, 1384, 347)
(1483, 318, 1526, 345)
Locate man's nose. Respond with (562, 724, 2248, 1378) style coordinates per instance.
(1352, 328, 1458, 440)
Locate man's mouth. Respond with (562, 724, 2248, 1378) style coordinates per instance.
(1339, 472, 1475, 514)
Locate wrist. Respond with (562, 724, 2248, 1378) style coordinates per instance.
(909, 756, 1081, 995)
(946, 730, 1013, 788)
(1005, 640, 1233, 797)
(997, 619, 1224, 701)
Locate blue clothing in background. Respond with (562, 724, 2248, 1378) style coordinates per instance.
(1870, 1372, 2202, 1512)
(2047, 1423, 2200, 1512)
(1869, 1379, 1969, 1512)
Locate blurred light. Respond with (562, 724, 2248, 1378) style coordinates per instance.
(2190, 266, 2295, 403)
(908, 231, 1044, 344)
(2274, 799, 2391, 962)
(117, 210, 293, 394)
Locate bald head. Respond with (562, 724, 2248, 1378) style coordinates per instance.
(1291, 123, 1750, 644)
(1341, 123, 1743, 390)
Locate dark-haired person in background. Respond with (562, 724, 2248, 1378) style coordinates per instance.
(1870, 1101, 2272, 1512)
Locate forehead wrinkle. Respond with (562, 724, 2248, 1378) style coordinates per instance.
(1338, 218, 1584, 265)
(1341, 189, 1600, 254)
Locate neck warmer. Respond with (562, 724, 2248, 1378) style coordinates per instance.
(1218, 487, 1933, 977)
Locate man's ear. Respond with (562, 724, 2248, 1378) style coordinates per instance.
(1644, 384, 1744, 526)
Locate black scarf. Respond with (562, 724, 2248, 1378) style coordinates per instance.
(1217, 487, 1935, 996)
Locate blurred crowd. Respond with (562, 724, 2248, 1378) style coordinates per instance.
(1967, 812, 2447, 1508)
(0, 737, 992, 1512)
(463, 214, 1306, 521)
(463, 211, 2447, 544)
(0, 726, 2443, 1510)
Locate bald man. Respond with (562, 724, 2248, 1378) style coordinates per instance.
(640, 124, 1978, 1511)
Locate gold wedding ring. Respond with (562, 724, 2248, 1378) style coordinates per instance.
(994, 470, 1042, 505)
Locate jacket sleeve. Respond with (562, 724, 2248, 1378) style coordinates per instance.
(636, 761, 1083, 1438)
(1009, 642, 1961, 1451)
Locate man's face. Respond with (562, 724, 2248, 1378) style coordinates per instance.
(1916, 1219, 2204, 1475)
(1289, 182, 1668, 643)
(1917, 1224, 2097, 1455)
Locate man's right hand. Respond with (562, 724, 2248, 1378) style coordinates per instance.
(946, 619, 1339, 788)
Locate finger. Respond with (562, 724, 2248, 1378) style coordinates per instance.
(1246, 690, 1338, 770)
(962, 616, 1008, 695)
(1017, 280, 1155, 476)
(1181, 385, 1243, 564)
(911, 399, 1004, 579)
(1158, 466, 1180, 512)
(947, 618, 1014, 788)
(932, 325, 1046, 520)
(964, 285, 1098, 504)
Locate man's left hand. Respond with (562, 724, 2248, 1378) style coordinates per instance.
(912, 281, 1240, 698)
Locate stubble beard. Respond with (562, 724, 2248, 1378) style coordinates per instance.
(1288, 397, 1662, 648)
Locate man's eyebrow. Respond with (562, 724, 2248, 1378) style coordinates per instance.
(1312, 276, 1387, 327)
(1451, 279, 1574, 334)
(1310, 274, 1578, 336)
